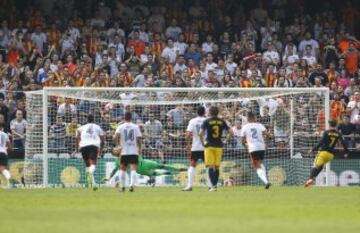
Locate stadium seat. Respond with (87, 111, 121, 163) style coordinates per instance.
(32, 154, 43, 160)
(59, 153, 70, 159)
(72, 153, 82, 159)
(48, 153, 58, 159)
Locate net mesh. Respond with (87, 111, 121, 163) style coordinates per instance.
(24, 88, 329, 187)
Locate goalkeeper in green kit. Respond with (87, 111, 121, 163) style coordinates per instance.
(103, 147, 185, 186)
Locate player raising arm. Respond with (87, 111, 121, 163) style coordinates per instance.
(76, 114, 104, 190)
(114, 112, 142, 192)
(305, 119, 349, 187)
(241, 112, 271, 189)
(182, 106, 207, 191)
(199, 106, 233, 192)
(0, 124, 12, 188)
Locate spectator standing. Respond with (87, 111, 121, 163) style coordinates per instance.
(302, 45, 317, 67)
(0, 113, 9, 133)
(57, 98, 77, 123)
(49, 115, 67, 153)
(144, 113, 164, 162)
(161, 38, 180, 64)
(337, 115, 356, 148)
(30, 26, 47, 53)
(347, 92, 360, 124)
(299, 32, 319, 58)
(10, 110, 27, 153)
(308, 64, 329, 86)
(165, 19, 182, 41)
(167, 105, 185, 129)
(341, 42, 359, 75)
(0, 94, 9, 123)
(262, 42, 280, 65)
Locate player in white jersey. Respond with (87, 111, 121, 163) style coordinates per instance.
(114, 112, 142, 192)
(0, 124, 12, 188)
(76, 114, 104, 190)
(240, 112, 271, 189)
(183, 106, 207, 191)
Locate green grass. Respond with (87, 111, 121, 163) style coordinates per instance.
(0, 187, 359, 233)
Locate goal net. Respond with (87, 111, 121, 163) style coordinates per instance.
(24, 87, 330, 188)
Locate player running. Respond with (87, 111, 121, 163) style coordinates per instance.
(182, 106, 207, 191)
(103, 149, 184, 186)
(114, 112, 142, 192)
(0, 124, 12, 188)
(241, 112, 271, 189)
(199, 106, 233, 192)
(76, 114, 104, 190)
(304, 119, 349, 187)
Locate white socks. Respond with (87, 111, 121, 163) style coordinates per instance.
(130, 170, 137, 187)
(186, 166, 195, 188)
(256, 164, 269, 185)
(2, 170, 11, 180)
(119, 170, 126, 188)
(88, 165, 96, 184)
(89, 164, 96, 174)
(118, 170, 137, 188)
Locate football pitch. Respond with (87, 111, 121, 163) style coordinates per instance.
(0, 187, 359, 233)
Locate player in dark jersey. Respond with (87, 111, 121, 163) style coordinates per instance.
(199, 106, 233, 191)
(304, 119, 349, 187)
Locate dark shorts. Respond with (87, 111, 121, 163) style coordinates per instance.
(250, 150, 265, 161)
(13, 139, 24, 149)
(190, 151, 204, 162)
(0, 152, 8, 166)
(80, 145, 99, 161)
(120, 155, 139, 166)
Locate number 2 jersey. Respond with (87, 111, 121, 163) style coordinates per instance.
(201, 117, 229, 148)
(186, 116, 206, 151)
(115, 122, 142, 155)
(77, 123, 104, 149)
(312, 129, 349, 153)
(240, 122, 266, 153)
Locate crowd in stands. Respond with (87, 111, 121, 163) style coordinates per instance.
(0, 0, 360, 158)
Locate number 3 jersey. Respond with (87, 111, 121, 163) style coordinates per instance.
(115, 122, 142, 155)
(240, 123, 266, 153)
(201, 117, 229, 148)
(77, 123, 104, 149)
(186, 116, 206, 151)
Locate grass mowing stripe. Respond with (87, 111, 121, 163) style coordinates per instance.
(0, 187, 359, 233)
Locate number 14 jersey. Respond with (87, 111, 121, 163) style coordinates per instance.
(240, 123, 266, 153)
(115, 122, 142, 155)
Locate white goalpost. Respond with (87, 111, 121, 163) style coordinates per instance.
(24, 87, 330, 188)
